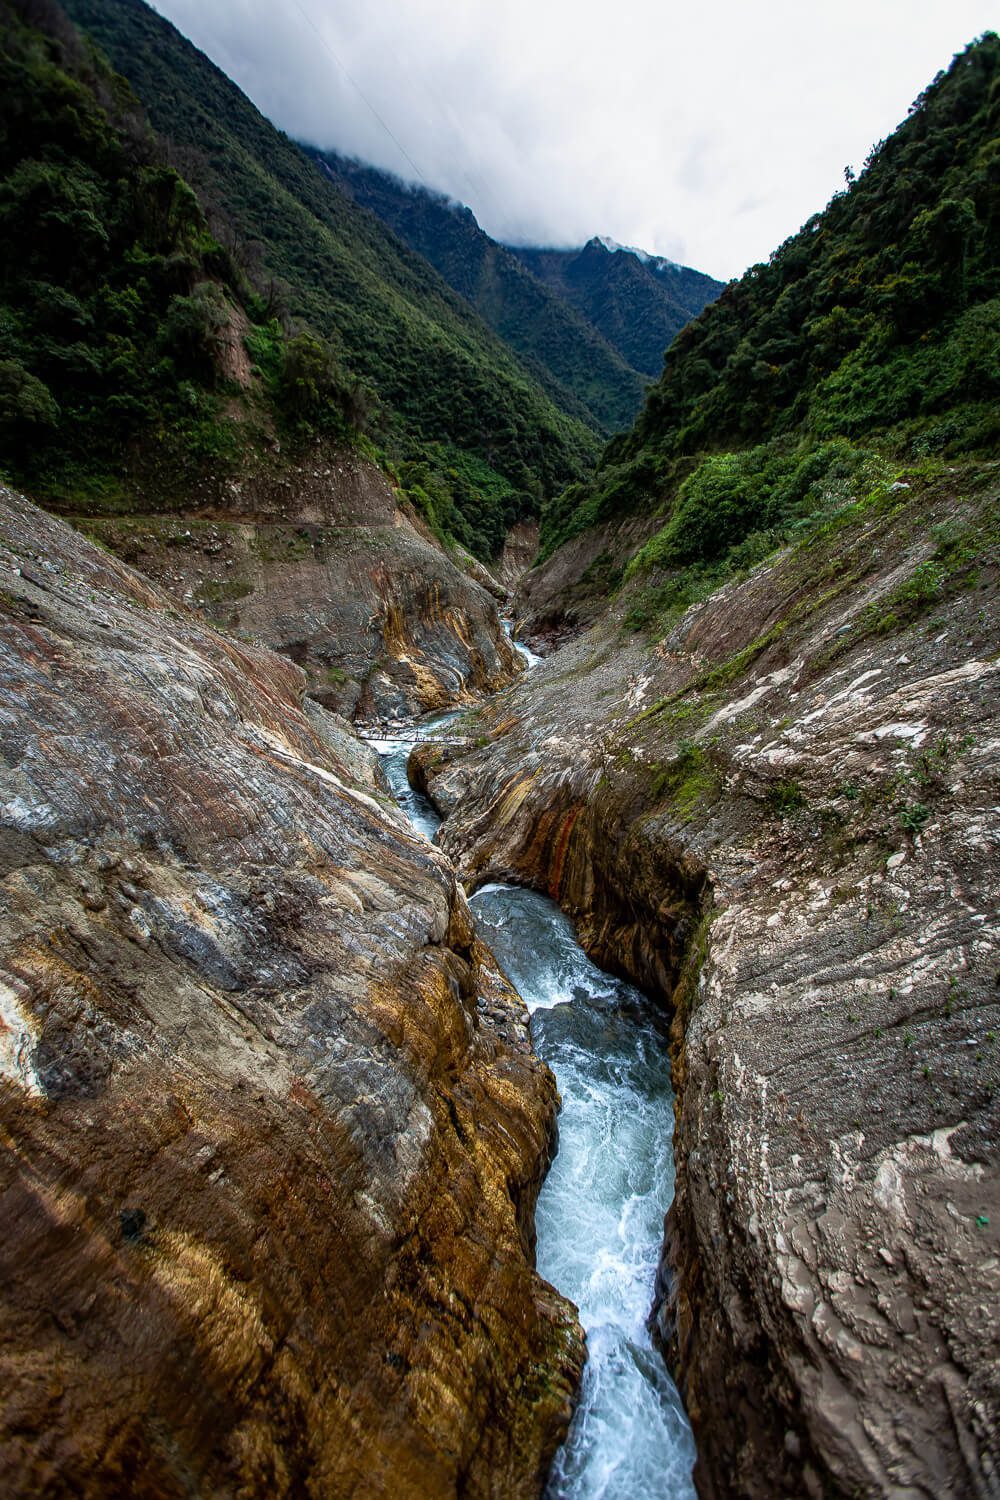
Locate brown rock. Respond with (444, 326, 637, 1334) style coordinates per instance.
(0, 486, 583, 1497)
(499, 521, 540, 591)
(76, 445, 521, 722)
(414, 467, 1000, 1498)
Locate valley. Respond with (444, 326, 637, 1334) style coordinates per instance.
(0, 1, 997, 1496)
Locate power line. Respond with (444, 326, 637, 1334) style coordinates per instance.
(286, 0, 430, 187)
(346, 2, 496, 219)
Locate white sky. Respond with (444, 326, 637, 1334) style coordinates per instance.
(150, 0, 998, 281)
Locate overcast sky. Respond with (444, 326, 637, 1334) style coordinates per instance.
(151, 0, 997, 281)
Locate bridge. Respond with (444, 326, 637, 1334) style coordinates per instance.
(358, 733, 473, 748)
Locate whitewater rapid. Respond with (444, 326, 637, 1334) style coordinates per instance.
(375, 695, 696, 1498)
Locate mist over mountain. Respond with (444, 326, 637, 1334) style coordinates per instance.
(142, 0, 1000, 280)
(310, 150, 650, 434)
(306, 151, 723, 436)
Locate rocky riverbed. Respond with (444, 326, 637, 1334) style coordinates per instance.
(413, 465, 1000, 1498)
(0, 485, 582, 1497)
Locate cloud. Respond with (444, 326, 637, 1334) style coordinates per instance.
(150, 0, 998, 280)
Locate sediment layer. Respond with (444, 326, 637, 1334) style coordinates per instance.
(0, 486, 583, 1498)
(414, 469, 1000, 1498)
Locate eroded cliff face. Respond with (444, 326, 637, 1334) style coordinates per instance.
(499, 522, 540, 592)
(514, 513, 659, 640)
(0, 486, 583, 1497)
(412, 468, 1000, 1498)
(76, 445, 521, 722)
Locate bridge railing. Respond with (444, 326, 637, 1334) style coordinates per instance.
(358, 734, 472, 747)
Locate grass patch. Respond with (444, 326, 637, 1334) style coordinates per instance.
(767, 780, 806, 815)
(644, 740, 722, 819)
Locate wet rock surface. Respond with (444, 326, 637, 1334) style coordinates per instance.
(79, 446, 521, 722)
(0, 486, 583, 1497)
(413, 469, 1000, 1498)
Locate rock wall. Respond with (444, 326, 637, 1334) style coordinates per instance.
(413, 469, 1000, 1498)
(0, 486, 583, 1497)
(499, 521, 540, 591)
(76, 445, 521, 722)
(514, 513, 658, 639)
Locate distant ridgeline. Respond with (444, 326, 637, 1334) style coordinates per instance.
(542, 33, 1000, 596)
(510, 239, 724, 379)
(0, 0, 282, 507)
(311, 152, 723, 435)
(311, 152, 647, 435)
(1, 0, 609, 558)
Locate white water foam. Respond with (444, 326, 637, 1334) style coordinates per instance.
(378, 725, 697, 1498)
(471, 885, 697, 1499)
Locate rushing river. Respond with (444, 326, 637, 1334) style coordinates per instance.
(374, 698, 696, 1498)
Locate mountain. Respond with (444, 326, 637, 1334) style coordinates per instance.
(0, 0, 539, 717)
(534, 32, 1000, 591)
(510, 238, 725, 377)
(49, 0, 601, 559)
(310, 151, 649, 434)
(405, 36, 1000, 1500)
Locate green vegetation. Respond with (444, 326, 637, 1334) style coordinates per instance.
(817, 492, 999, 662)
(832, 730, 978, 851)
(767, 780, 806, 816)
(615, 441, 893, 634)
(393, 443, 526, 557)
(60, 0, 600, 556)
(626, 441, 887, 570)
(314, 151, 650, 434)
(624, 463, 997, 762)
(0, 0, 376, 506)
(898, 802, 931, 836)
(638, 35, 1000, 461)
(511, 239, 724, 379)
(541, 34, 1000, 592)
(638, 739, 721, 819)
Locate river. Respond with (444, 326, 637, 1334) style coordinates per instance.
(373, 685, 696, 1498)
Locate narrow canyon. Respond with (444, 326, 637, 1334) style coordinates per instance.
(1, 5, 998, 1494)
(2, 447, 996, 1496)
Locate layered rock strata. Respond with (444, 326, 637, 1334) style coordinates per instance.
(0, 486, 582, 1497)
(413, 470, 1000, 1498)
(499, 522, 541, 591)
(514, 512, 660, 639)
(77, 445, 521, 721)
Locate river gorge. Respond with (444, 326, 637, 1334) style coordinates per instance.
(3, 5, 999, 1491)
(376, 710, 698, 1496)
(1, 469, 996, 1498)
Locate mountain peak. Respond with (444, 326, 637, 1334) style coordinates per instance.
(589, 235, 678, 272)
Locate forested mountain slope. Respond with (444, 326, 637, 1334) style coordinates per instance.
(312, 151, 649, 434)
(511, 239, 723, 378)
(531, 33, 1000, 616)
(0, 0, 535, 715)
(35, 0, 603, 558)
(402, 39, 999, 1500)
(0, 0, 292, 508)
